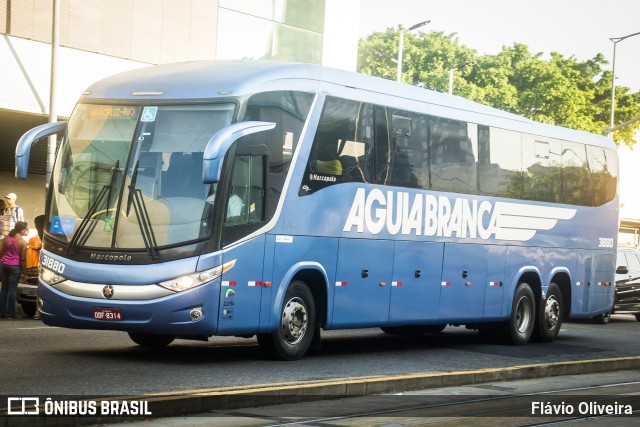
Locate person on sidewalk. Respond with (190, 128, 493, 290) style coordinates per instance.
(0, 221, 29, 319)
(1, 193, 25, 238)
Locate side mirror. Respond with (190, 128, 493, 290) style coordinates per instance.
(15, 121, 67, 179)
(202, 121, 275, 184)
(616, 265, 629, 275)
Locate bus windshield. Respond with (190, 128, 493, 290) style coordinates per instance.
(49, 103, 235, 251)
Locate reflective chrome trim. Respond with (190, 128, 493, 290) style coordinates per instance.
(53, 280, 174, 300)
(131, 91, 165, 96)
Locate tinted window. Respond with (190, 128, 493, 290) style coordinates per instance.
(478, 126, 522, 198)
(301, 97, 375, 194)
(300, 98, 617, 208)
(562, 141, 591, 205)
(522, 135, 562, 203)
(388, 112, 429, 189)
(588, 146, 618, 206)
(430, 119, 477, 194)
(241, 90, 313, 215)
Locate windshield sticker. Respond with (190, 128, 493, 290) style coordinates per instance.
(140, 107, 158, 122)
(88, 106, 136, 119)
(50, 216, 76, 236)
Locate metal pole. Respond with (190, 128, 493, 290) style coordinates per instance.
(396, 30, 404, 82)
(448, 68, 455, 95)
(606, 31, 640, 138)
(396, 20, 430, 83)
(47, 0, 60, 189)
(607, 41, 617, 138)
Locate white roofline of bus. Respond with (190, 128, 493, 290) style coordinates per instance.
(80, 60, 615, 150)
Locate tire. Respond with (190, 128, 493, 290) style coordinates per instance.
(593, 312, 611, 324)
(502, 282, 535, 345)
(532, 283, 563, 342)
(635, 313, 640, 322)
(258, 280, 316, 360)
(128, 332, 175, 348)
(21, 302, 36, 318)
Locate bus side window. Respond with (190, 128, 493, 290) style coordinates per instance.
(241, 90, 314, 218)
(430, 118, 477, 194)
(588, 146, 618, 206)
(561, 140, 591, 206)
(301, 98, 373, 195)
(478, 126, 523, 198)
(221, 151, 267, 246)
(522, 135, 562, 203)
(388, 111, 425, 189)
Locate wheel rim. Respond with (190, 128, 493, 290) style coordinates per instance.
(544, 295, 561, 330)
(515, 295, 532, 334)
(281, 297, 308, 345)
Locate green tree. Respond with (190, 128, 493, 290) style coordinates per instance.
(358, 27, 640, 147)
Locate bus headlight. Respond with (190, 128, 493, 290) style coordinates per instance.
(158, 266, 223, 292)
(40, 266, 66, 285)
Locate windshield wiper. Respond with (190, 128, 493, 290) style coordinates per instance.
(127, 161, 160, 259)
(67, 160, 120, 255)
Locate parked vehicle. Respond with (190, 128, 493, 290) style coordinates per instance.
(16, 270, 38, 317)
(594, 247, 640, 324)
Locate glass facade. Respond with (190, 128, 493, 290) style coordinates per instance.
(1, 0, 326, 65)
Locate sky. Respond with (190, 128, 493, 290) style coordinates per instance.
(359, 0, 640, 220)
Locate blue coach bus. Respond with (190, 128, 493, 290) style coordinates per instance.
(16, 61, 618, 360)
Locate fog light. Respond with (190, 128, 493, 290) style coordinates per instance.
(37, 298, 44, 310)
(190, 307, 203, 321)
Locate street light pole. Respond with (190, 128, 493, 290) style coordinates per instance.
(448, 68, 456, 95)
(607, 31, 640, 138)
(396, 20, 430, 82)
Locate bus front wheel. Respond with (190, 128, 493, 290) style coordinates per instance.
(128, 332, 175, 348)
(258, 280, 316, 361)
(502, 282, 535, 345)
(532, 283, 563, 342)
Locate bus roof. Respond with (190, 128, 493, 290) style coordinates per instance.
(82, 60, 616, 150)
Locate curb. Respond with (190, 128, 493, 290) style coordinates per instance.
(144, 356, 640, 415)
(4, 356, 640, 426)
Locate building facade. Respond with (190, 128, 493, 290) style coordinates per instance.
(0, 0, 359, 176)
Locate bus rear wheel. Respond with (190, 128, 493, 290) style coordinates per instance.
(258, 280, 316, 361)
(502, 282, 535, 345)
(128, 332, 175, 348)
(532, 283, 563, 342)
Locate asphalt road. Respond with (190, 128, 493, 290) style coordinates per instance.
(1, 314, 639, 397)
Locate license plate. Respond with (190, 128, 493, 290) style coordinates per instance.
(93, 307, 123, 321)
(26, 289, 37, 297)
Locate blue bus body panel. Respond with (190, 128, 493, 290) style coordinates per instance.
(332, 238, 394, 328)
(217, 235, 266, 335)
(388, 241, 444, 324)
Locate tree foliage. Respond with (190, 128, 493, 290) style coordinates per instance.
(358, 27, 640, 147)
